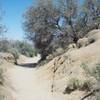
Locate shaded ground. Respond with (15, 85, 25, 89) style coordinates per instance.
(18, 63, 37, 68)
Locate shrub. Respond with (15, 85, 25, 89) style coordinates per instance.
(0, 67, 4, 100)
(0, 68, 3, 85)
(0, 39, 11, 52)
(27, 48, 37, 57)
(13, 41, 37, 57)
(92, 63, 100, 81)
(80, 63, 91, 74)
(80, 62, 100, 100)
(80, 63, 100, 81)
(70, 78, 90, 90)
(0, 59, 3, 65)
(69, 78, 91, 90)
(0, 95, 4, 100)
(8, 48, 19, 65)
(63, 78, 91, 94)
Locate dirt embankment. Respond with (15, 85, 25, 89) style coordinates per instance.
(35, 29, 100, 100)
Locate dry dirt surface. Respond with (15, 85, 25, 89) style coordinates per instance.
(3, 55, 61, 100)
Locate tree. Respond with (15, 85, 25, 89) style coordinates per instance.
(82, 0, 100, 29)
(58, 0, 78, 43)
(24, 0, 100, 62)
(0, 7, 3, 36)
(23, 0, 60, 60)
(0, 5, 7, 40)
(0, 39, 11, 52)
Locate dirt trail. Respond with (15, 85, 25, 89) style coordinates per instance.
(4, 55, 58, 100)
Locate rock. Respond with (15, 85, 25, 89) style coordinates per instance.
(46, 54, 53, 60)
(77, 37, 89, 48)
(68, 43, 77, 50)
(56, 48, 64, 55)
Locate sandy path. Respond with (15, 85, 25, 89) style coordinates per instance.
(5, 56, 57, 100)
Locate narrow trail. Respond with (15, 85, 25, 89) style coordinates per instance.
(4, 56, 57, 100)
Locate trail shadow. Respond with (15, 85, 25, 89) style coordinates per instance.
(18, 63, 37, 68)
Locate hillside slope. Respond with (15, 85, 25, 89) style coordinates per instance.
(1, 55, 60, 100)
(35, 29, 100, 100)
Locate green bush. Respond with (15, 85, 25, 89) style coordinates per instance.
(92, 63, 100, 80)
(0, 40, 38, 58)
(13, 41, 37, 57)
(8, 48, 19, 65)
(27, 48, 37, 57)
(80, 63, 91, 74)
(0, 67, 4, 100)
(0, 95, 4, 100)
(0, 68, 3, 85)
(63, 77, 91, 94)
(68, 78, 91, 90)
(0, 39, 11, 52)
(80, 63, 100, 81)
(80, 62, 100, 100)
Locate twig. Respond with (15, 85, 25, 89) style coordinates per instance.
(81, 91, 94, 100)
(81, 88, 100, 100)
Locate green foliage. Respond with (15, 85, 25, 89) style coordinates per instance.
(80, 63, 100, 81)
(0, 67, 3, 85)
(0, 39, 11, 52)
(80, 63, 91, 74)
(80, 62, 100, 100)
(0, 95, 4, 100)
(8, 48, 19, 65)
(28, 48, 37, 57)
(91, 63, 100, 81)
(14, 41, 37, 57)
(96, 94, 100, 100)
(68, 78, 91, 90)
(64, 77, 91, 94)
(0, 39, 37, 58)
(0, 67, 4, 100)
(8, 48, 19, 59)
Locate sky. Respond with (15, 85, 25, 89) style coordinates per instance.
(1, 0, 36, 40)
(1, 0, 84, 41)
